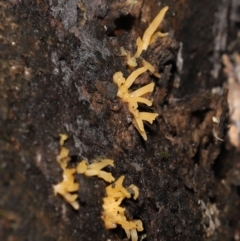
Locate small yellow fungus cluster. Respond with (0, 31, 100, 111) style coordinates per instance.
(102, 176, 143, 241)
(53, 134, 114, 210)
(53, 135, 143, 240)
(113, 6, 169, 140)
(113, 61, 159, 140)
(53, 6, 170, 240)
(77, 159, 115, 183)
(53, 134, 80, 210)
(134, 6, 169, 58)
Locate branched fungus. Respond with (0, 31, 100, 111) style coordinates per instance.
(53, 134, 80, 210)
(102, 176, 143, 241)
(113, 6, 169, 140)
(77, 159, 115, 183)
(113, 60, 159, 140)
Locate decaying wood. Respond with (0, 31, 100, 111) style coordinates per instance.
(0, 0, 239, 241)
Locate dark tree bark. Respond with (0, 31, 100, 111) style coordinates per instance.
(0, 0, 239, 241)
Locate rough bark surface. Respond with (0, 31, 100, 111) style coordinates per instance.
(0, 0, 240, 241)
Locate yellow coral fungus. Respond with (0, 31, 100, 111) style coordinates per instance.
(113, 61, 158, 140)
(59, 133, 68, 146)
(135, 6, 169, 57)
(128, 184, 139, 200)
(142, 59, 161, 78)
(127, 56, 138, 68)
(53, 135, 115, 209)
(124, 6, 168, 69)
(76, 159, 115, 183)
(102, 176, 143, 241)
(53, 136, 144, 239)
(113, 6, 169, 140)
(53, 134, 80, 210)
(53, 167, 79, 210)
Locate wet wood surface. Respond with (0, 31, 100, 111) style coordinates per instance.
(0, 0, 239, 240)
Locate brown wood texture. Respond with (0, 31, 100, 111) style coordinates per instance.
(0, 0, 239, 241)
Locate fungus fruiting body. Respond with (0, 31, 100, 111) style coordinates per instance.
(53, 135, 115, 209)
(113, 6, 169, 140)
(53, 134, 80, 210)
(53, 134, 143, 240)
(113, 59, 160, 140)
(53, 5, 169, 240)
(135, 6, 169, 57)
(77, 159, 115, 183)
(102, 176, 143, 241)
